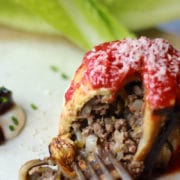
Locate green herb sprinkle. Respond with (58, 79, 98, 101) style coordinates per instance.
(31, 103, 38, 110)
(11, 116, 19, 125)
(9, 125, 15, 131)
(50, 65, 59, 72)
(0, 97, 8, 103)
(61, 72, 69, 80)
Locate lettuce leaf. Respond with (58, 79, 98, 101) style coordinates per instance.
(2, 0, 134, 50)
(1, 0, 179, 50)
(99, 0, 180, 31)
(0, 0, 58, 34)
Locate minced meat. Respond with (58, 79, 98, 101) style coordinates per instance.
(71, 81, 144, 178)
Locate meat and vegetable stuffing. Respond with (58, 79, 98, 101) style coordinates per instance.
(20, 37, 180, 179)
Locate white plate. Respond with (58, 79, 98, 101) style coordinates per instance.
(0, 27, 179, 180)
(0, 28, 83, 180)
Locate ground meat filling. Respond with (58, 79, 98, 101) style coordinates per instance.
(71, 81, 144, 177)
(28, 166, 58, 180)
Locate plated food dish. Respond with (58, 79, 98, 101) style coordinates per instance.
(19, 37, 180, 179)
(0, 30, 84, 180)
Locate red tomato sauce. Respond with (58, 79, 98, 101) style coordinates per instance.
(65, 37, 180, 109)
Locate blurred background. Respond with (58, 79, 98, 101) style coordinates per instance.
(0, 0, 180, 50)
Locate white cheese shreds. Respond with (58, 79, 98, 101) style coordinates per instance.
(85, 134, 98, 153)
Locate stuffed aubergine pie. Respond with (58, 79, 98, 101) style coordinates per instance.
(19, 37, 180, 179)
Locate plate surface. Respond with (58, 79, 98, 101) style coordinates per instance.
(0, 27, 179, 180)
(0, 28, 83, 180)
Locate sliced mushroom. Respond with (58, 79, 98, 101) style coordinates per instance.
(0, 104, 26, 140)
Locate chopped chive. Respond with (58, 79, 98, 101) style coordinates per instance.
(50, 65, 69, 80)
(31, 103, 38, 110)
(61, 72, 69, 80)
(9, 125, 15, 131)
(50, 65, 59, 72)
(11, 116, 19, 125)
(0, 97, 8, 103)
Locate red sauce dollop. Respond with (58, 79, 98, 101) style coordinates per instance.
(65, 37, 180, 109)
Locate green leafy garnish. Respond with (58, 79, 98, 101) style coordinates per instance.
(31, 103, 38, 110)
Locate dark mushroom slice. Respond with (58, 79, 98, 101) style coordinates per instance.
(0, 87, 14, 115)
